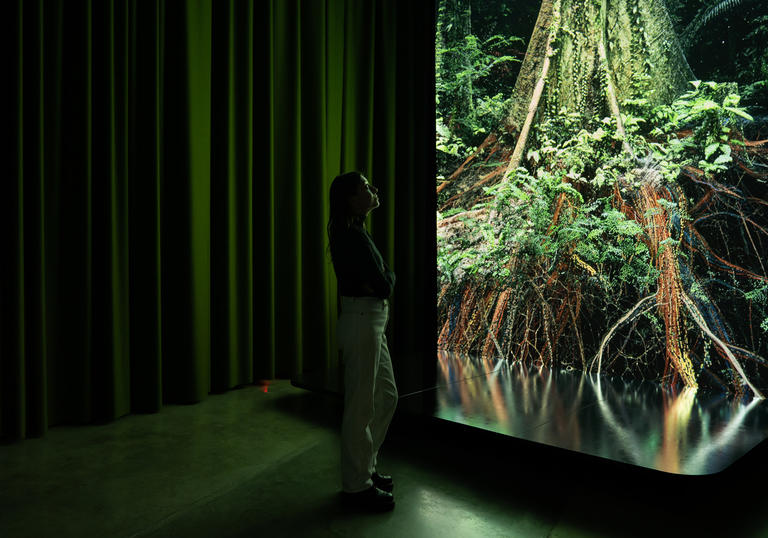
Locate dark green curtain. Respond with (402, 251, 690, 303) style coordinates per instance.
(2, 0, 435, 441)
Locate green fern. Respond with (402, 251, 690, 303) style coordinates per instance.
(682, 0, 757, 48)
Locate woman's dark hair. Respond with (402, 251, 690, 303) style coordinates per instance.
(327, 171, 365, 261)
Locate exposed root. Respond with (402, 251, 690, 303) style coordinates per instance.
(680, 291, 765, 399)
(591, 295, 657, 375)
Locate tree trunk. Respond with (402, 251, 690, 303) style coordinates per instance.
(504, 0, 556, 137)
(505, 0, 694, 160)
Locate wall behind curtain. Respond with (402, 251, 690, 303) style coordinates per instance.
(1, 0, 435, 442)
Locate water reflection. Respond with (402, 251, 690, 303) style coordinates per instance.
(424, 351, 768, 474)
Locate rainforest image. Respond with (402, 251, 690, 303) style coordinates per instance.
(435, 0, 768, 397)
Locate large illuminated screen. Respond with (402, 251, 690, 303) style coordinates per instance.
(435, 0, 768, 399)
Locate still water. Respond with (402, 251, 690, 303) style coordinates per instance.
(401, 351, 768, 475)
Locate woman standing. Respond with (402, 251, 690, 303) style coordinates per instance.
(327, 171, 398, 511)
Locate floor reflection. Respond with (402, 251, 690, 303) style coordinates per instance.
(401, 351, 768, 474)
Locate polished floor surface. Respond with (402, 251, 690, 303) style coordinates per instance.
(398, 351, 768, 475)
(2, 380, 767, 537)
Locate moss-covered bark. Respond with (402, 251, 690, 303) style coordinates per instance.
(506, 0, 695, 137)
(605, 0, 695, 104)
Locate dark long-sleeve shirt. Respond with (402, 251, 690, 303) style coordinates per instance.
(330, 222, 395, 299)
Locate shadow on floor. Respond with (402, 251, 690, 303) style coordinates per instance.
(277, 386, 768, 537)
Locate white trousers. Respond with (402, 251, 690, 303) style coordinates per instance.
(338, 296, 398, 493)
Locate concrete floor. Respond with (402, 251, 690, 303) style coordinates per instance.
(1, 379, 767, 538)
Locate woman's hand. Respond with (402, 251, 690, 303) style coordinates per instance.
(361, 283, 376, 295)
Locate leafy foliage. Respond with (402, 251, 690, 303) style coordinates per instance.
(640, 80, 754, 177)
(436, 33, 522, 174)
(438, 110, 660, 296)
(668, 0, 768, 115)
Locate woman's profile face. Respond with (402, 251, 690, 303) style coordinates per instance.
(348, 176, 379, 217)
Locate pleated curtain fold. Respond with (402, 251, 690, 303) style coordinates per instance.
(2, 0, 435, 442)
